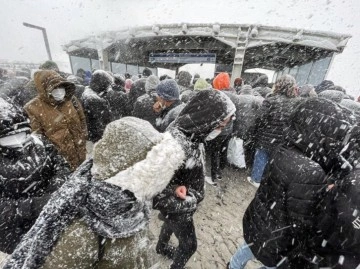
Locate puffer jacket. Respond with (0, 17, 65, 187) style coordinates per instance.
(243, 98, 360, 268)
(0, 134, 70, 254)
(25, 70, 87, 171)
(254, 94, 300, 151)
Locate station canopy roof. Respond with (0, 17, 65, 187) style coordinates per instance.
(63, 23, 351, 71)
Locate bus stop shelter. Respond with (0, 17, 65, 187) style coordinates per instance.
(63, 23, 351, 86)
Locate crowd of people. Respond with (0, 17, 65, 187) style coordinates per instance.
(0, 60, 359, 269)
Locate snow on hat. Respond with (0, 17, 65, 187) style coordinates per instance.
(156, 79, 180, 101)
(92, 117, 163, 179)
(194, 78, 211, 91)
(39, 60, 59, 71)
(213, 72, 230, 90)
(145, 75, 160, 92)
(319, 90, 344, 103)
(239, 85, 253, 95)
(92, 116, 186, 201)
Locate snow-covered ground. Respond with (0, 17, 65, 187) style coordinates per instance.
(0, 164, 261, 269)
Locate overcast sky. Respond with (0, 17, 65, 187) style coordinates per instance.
(1, 0, 359, 96)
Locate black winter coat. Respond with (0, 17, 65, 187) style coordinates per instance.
(132, 91, 158, 127)
(315, 169, 360, 269)
(0, 135, 70, 253)
(153, 90, 236, 219)
(81, 87, 126, 142)
(254, 94, 300, 151)
(243, 147, 327, 268)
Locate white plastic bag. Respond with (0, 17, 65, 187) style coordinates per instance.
(227, 137, 246, 168)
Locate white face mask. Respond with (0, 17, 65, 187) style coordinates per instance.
(0, 132, 29, 148)
(51, 87, 66, 101)
(205, 129, 222, 141)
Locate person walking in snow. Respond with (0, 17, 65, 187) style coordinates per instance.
(247, 74, 300, 187)
(0, 97, 71, 254)
(24, 70, 87, 171)
(153, 89, 236, 269)
(229, 98, 359, 269)
(153, 79, 185, 132)
(4, 117, 186, 269)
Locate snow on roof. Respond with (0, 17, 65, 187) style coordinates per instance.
(63, 23, 351, 53)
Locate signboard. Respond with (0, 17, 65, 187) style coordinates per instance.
(149, 53, 216, 64)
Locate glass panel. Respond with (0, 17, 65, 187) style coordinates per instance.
(307, 56, 332, 86)
(70, 56, 91, 75)
(111, 62, 127, 74)
(289, 66, 299, 78)
(91, 59, 100, 70)
(127, 64, 138, 76)
(296, 62, 313, 86)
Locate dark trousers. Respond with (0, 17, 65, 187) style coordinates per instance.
(207, 135, 231, 180)
(156, 214, 197, 269)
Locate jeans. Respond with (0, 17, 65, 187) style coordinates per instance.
(230, 243, 276, 269)
(250, 148, 269, 183)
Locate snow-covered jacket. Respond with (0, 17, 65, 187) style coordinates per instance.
(243, 98, 359, 268)
(4, 117, 186, 269)
(340, 98, 360, 118)
(315, 169, 360, 269)
(132, 91, 158, 127)
(233, 92, 263, 140)
(153, 90, 236, 218)
(253, 94, 300, 151)
(0, 97, 70, 253)
(81, 70, 127, 142)
(24, 70, 87, 171)
(318, 89, 345, 103)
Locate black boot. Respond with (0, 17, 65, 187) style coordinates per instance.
(156, 242, 176, 260)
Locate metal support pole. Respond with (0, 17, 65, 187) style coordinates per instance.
(23, 22, 52, 60)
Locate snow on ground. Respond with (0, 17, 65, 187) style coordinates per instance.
(0, 163, 261, 269)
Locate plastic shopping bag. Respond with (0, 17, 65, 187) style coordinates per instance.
(227, 137, 246, 168)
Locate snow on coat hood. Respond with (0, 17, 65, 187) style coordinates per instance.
(145, 75, 160, 93)
(0, 97, 31, 138)
(89, 70, 114, 94)
(319, 89, 345, 103)
(315, 80, 334, 94)
(177, 71, 192, 87)
(171, 89, 236, 138)
(288, 98, 360, 181)
(92, 117, 186, 201)
(252, 74, 269, 88)
(34, 70, 75, 105)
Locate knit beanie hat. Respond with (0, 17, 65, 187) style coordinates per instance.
(213, 72, 230, 90)
(194, 78, 211, 91)
(39, 60, 59, 71)
(145, 75, 160, 93)
(92, 117, 163, 179)
(156, 79, 180, 101)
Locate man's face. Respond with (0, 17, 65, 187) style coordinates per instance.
(153, 96, 167, 113)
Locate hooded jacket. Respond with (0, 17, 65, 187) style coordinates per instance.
(132, 75, 160, 127)
(81, 70, 127, 142)
(177, 71, 192, 93)
(0, 97, 70, 254)
(24, 70, 87, 171)
(243, 98, 359, 268)
(153, 90, 236, 217)
(5, 117, 186, 269)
